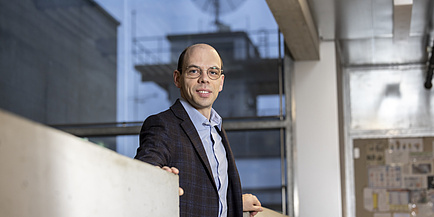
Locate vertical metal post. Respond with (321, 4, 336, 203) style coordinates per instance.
(131, 10, 136, 64)
(277, 28, 287, 215)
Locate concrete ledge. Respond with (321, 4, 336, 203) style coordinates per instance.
(0, 109, 179, 217)
(244, 207, 291, 217)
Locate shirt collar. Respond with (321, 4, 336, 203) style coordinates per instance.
(179, 98, 222, 130)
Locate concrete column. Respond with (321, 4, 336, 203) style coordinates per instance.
(293, 41, 342, 217)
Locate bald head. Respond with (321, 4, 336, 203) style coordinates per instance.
(177, 43, 223, 73)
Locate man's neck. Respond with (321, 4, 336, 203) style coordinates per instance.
(196, 108, 211, 120)
(180, 97, 212, 120)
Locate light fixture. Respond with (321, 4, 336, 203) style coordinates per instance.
(424, 41, 434, 89)
(393, 0, 413, 41)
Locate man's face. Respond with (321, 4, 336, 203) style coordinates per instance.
(174, 44, 224, 115)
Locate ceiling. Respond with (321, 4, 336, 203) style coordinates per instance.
(266, 0, 434, 67)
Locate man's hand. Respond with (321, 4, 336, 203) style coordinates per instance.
(242, 193, 263, 216)
(160, 166, 184, 196)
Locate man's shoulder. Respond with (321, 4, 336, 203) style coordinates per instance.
(141, 108, 179, 133)
(145, 107, 174, 122)
(144, 100, 187, 122)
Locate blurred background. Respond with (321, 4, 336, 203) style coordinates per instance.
(0, 0, 286, 212)
(2, 0, 434, 216)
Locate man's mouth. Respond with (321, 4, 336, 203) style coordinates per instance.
(197, 89, 212, 97)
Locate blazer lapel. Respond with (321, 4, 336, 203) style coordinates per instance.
(171, 99, 218, 191)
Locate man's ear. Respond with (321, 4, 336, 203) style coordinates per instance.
(174, 70, 181, 88)
(219, 74, 225, 92)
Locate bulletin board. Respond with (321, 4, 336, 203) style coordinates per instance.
(354, 137, 434, 217)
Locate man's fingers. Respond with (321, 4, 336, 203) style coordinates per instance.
(255, 198, 261, 207)
(170, 167, 179, 175)
(161, 166, 171, 172)
(179, 187, 184, 196)
(160, 166, 180, 175)
(252, 205, 263, 212)
(251, 195, 261, 206)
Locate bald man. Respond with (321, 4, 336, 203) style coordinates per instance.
(135, 44, 262, 217)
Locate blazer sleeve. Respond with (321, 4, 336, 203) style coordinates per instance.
(134, 114, 171, 167)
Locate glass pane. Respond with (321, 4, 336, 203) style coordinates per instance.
(257, 94, 285, 116)
(96, 0, 282, 120)
(349, 66, 434, 130)
(226, 130, 283, 212)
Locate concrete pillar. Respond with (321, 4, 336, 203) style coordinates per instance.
(293, 41, 342, 217)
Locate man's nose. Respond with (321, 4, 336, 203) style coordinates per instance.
(198, 70, 210, 82)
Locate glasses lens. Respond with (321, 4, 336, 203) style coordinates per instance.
(186, 67, 200, 78)
(208, 68, 221, 80)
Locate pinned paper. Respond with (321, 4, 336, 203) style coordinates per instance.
(389, 190, 409, 212)
(393, 213, 410, 217)
(364, 188, 389, 212)
(386, 138, 423, 165)
(403, 175, 428, 189)
(374, 213, 391, 217)
(368, 166, 401, 188)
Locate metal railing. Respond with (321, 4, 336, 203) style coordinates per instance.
(132, 29, 281, 66)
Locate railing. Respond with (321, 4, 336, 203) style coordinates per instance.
(132, 29, 281, 66)
(0, 109, 178, 217)
(243, 207, 290, 217)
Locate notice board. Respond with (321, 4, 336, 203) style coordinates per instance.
(354, 137, 434, 217)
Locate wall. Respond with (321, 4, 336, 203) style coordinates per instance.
(293, 41, 342, 217)
(0, 109, 179, 217)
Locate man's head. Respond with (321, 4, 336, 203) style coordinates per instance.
(173, 43, 225, 118)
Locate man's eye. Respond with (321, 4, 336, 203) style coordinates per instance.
(209, 70, 219, 75)
(188, 69, 199, 74)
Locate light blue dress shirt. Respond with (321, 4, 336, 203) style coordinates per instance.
(180, 99, 229, 217)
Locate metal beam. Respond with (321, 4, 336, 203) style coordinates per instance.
(266, 0, 320, 60)
(60, 126, 141, 137)
(223, 119, 288, 131)
(59, 120, 290, 137)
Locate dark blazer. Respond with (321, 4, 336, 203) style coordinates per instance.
(135, 99, 243, 217)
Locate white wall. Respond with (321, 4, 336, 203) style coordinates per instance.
(293, 41, 342, 217)
(0, 109, 179, 217)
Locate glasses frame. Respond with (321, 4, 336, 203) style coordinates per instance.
(181, 66, 224, 80)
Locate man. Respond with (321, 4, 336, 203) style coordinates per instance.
(135, 43, 262, 217)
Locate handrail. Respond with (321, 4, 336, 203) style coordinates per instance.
(0, 109, 179, 217)
(243, 207, 291, 217)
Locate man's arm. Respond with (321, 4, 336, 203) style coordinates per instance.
(135, 115, 171, 166)
(242, 193, 263, 217)
(135, 115, 184, 196)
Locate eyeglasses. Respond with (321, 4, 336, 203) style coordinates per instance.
(181, 66, 223, 80)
